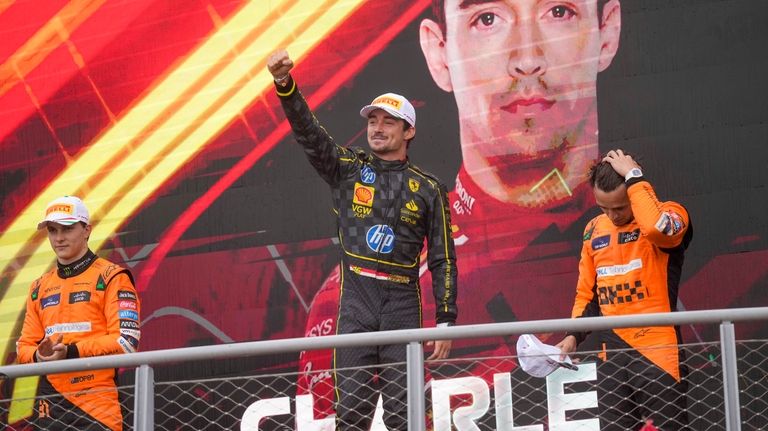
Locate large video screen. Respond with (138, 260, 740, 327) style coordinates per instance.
(1, 0, 766, 426)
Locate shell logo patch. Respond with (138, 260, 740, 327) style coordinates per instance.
(353, 183, 375, 207)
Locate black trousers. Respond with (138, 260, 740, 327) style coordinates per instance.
(334, 269, 421, 431)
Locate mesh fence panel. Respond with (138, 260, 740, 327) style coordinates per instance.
(0, 382, 135, 430)
(154, 371, 297, 430)
(0, 340, 766, 430)
(737, 341, 768, 431)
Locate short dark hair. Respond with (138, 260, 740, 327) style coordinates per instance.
(432, 0, 611, 36)
(588, 161, 624, 192)
(588, 152, 642, 192)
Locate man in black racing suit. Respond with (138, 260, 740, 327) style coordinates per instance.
(268, 49, 458, 430)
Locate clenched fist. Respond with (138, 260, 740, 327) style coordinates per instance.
(268, 49, 294, 81)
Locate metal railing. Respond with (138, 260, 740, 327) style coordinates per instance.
(1, 307, 767, 430)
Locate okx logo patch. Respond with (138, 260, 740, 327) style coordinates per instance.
(366, 224, 395, 253)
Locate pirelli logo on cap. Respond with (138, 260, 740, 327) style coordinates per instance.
(46, 204, 74, 216)
(372, 96, 402, 110)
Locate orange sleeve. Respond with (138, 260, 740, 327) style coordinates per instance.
(572, 228, 599, 319)
(74, 272, 140, 357)
(16, 280, 44, 364)
(627, 180, 690, 249)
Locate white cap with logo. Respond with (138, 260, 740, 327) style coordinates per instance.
(359, 93, 416, 128)
(516, 333, 577, 378)
(37, 196, 90, 230)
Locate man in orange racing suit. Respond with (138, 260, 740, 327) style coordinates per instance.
(557, 150, 692, 430)
(17, 196, 140, 431)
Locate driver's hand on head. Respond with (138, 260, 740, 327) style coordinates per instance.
(36, 334, 67, 362)
(267, 49, 294, 81)
(427, 339, 452, 360)
(602, 149, 641, 178)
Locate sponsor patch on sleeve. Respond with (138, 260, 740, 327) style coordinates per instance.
(655, 211, 686, 236)
(118, 310, 139, 321)
(119, 300, 137, 310)
(117, 336, 136, 353)
(120, 328, 141, 340)
(121, 334, 140, 349)
(668, 212, 685, 234)
(117, 290, 137, 301)
(120, 320, 140, 329)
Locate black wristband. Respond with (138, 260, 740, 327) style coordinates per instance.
(65, 343, 80, 359)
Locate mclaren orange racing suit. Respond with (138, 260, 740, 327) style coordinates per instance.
(17, 249, 140, 431)
(569, 176, 692, 430)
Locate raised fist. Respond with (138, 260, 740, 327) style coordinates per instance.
(267, 49, 294, 81)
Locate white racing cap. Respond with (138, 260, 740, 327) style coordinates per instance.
(359, 93, 416, 128)
(37, 196, 90, 230)
(516, 333, 577, 378)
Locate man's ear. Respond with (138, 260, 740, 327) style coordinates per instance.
(598, 0, 621, 72)
(405, 126, 416, 141)
(419, 19, 453, 92)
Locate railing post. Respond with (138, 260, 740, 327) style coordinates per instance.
(407, 341, 425, 431)
(133, 364, 155, 431)
(720, 321, 741, 431)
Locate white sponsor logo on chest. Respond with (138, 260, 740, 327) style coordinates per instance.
(45, 322, 92, 335)
(596, 258, 643, 278)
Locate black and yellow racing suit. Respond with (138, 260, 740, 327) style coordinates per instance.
(276, 76, 457, 429)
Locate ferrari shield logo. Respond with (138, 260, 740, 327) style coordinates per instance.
(408, 178, 420, 192)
